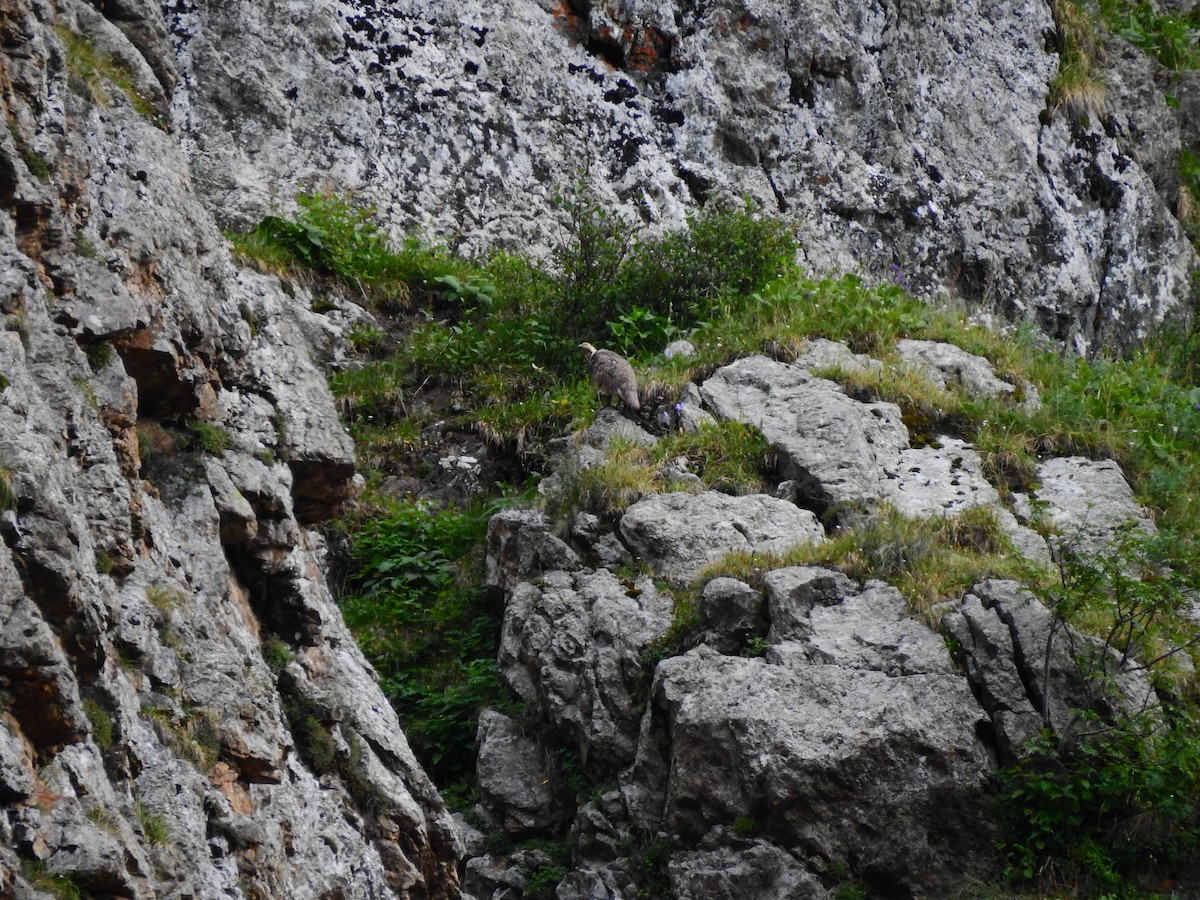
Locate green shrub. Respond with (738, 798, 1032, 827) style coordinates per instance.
(262, 636, 294, 673)
(1047, 0, 1108, 122)
(0, 466, 14, 510)
(549, 190, 799, 354)
(1101, 0, 1200, 70)
(523, 865, 568, 900)
(227, 192, 468, 308)
(186, 421, 231, 457)
(136, 801, 170, 846)
(336, 497, 509, 784)
(996, 528, 1200, 891)
(83, 697, 113, 750)
(20, 862, 81, 900)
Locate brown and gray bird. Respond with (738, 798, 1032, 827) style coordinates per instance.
(579, 342, 640, 412)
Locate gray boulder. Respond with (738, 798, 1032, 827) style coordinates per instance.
(764, 568, 955, 677)
(632, 644, 995, 896)
(619, 491, 825, 586)
(474, 710, 563, 836)
(669, 839, 831, 900)
(499, 568, 674, 775)
(895, 338, 1039, 408)
(698, 577, 768, 655)
(700, 355, 909, 513)
(1034, 456, 1156, 557)
(947, 580, 1158, 752)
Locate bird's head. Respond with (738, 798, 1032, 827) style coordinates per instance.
(578, 342, 597, 356)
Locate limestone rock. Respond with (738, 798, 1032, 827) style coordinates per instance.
(499, 568, 674, 775)
(1033, 456, 1156, 557)
(700, 356, 909, 515)
(583, 406, 657, 450)
(486, 507, 581, 600)
(791, 336, 881, 376)
(633, 645, 995, 896)
(474, 710, 563, 836)
(619, 490, 825, 586)
(669, 839, 831, 900)
(942, 591, 1044, 764)
(764, 569, 954, 677)
(698, 577, 767, 655)
(894, 338, 1039, 408)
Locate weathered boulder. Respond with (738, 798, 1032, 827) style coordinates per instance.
(700, 356, 909, 515)
(486, 507, 582, 600)
(1033, 456, 1156, 556)
(474, 710, 563, 836)
(946, 580, 1158, 755)
(630, 643, 995, 895)
(698, 577, 768, 655)
(698, 355, 1050, 566)
(582, 406, 658, 451)
(791, 336, 882, 376)
(499, 568, 674, 775)
(668, 838, 831, 900)
(619, 490, 825, 585)
(764, 568, 954, 677)
(943, 590, 1045, 764)
(894, 338, 1039, 408)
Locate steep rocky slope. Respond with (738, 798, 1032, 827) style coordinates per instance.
(169, 0, 1196, 351)
(0, 0, 459, 895)
(0, 0, 1197, 898)
(469, 348, 1165, 898)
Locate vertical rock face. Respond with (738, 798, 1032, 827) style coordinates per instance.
(1, 0, 1195, 896)
(0, 0, 459, 895)
(167, 0, 1195, 352)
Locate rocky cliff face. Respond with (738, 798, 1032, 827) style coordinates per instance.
(0, 0, 459, 895)
(0, 0, 1196, 898)
(169, 0, 1196, 352)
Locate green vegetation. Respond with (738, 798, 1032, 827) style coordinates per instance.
(0, 465, 14, 510)
(544, 422, 775, 520)
(186, 421, 231, 457)
(56, 26, 164, 128)
(146, 584, 185, 612)
(135, 800, 170, 846)
(702, 505, 1048, 620)
(261, 635, 295, 673)
(1100, 0, 1200, 71)
(235, 190, 1200, 897)
(227, 192, 470, 309)
(1048, 1, 1199, 128)
(333, 497, 508, 790)
(995, 529, 1200, 894)
(82, 697, 113, 750)
(20, 862, 82, 900)
(141, 702, 220, 771)
(1048, 0, 1108, 121)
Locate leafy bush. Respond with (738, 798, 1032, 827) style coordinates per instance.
(549, 190, 799, 354)
(228, 192, 468, 308)
(996, 528, 1200, 891)
(336, 498, 508, 785)
(1101, 0, 1200, 70)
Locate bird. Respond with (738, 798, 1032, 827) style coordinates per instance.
(578, 342, 640, 412)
